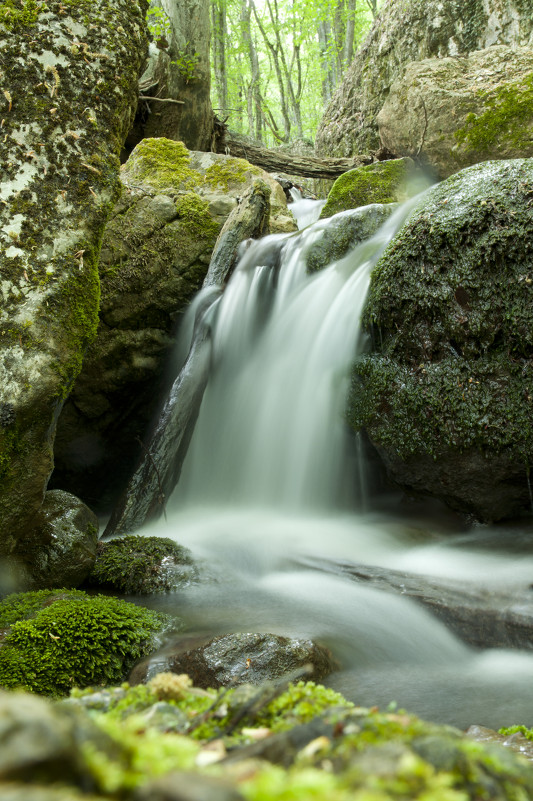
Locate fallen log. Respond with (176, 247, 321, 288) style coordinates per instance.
(215, 136, 374, 179)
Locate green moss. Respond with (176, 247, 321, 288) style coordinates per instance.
(455, 73, 533, 153)
(0, 0, 43, 31)
(321, 159, 413, 219)
(85, 535, 197, 594)
(126, 138, 201, 192)
(0, 589, 173, 696)
(257, 681, 352, 732)
(0, 425, 22, 484)
(175, 192, 220, 238)
(204, 158, 260, 191)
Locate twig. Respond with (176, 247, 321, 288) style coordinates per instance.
(135, 436, 168, 521)
(139, 95, 185, 104)
(415, 97, 429, 158)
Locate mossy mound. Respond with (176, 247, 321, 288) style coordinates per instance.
(0, 590, 175, 696)
(85, 535, 197, 594)
(320, 159, 416, 219)
(350, 158, 533, 520)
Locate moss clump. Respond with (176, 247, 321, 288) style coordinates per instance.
(175, 192, 220, 238)
(455, 72, 533, 154)
(0, 589, 174, 696)
(320, 159, 414, 219)
(86, 535, 197, 594)
(124, 138, 201, 192)
(204, 158, 260, 191)
(0, 0, 42, 30)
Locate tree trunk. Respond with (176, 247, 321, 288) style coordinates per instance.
(211, 0, 228, 118)
(143, 0, 214, 151)
(216, 134, 373, 178)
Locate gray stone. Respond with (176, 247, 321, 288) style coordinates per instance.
(377, 46, 533, 178)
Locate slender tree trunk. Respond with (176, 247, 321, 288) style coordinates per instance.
(318, 19, 335, 103)
(211, 0, 228, 117)
(343, 0, 357, 68)
(252, 0, 291, 141)
(241, 0, 263, 141)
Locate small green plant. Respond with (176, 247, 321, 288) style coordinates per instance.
(172, 45, 200, 83)
(146, 5, 172, 42)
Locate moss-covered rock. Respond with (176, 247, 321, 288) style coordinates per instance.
(51, 139, 295, 512)
(85, 535, 197, 594)
(349, 158, 533, 521)
(0, 0, 149, 557)
(320, 160, 418, 219)
(0, 589, 175, 696)
(378, 46, 533, 178)
(315, 0, 533, 158)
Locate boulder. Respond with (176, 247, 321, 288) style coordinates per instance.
(0, 0, 149, 556)
(130, 632, 337, 688)
(319, 158, 418, 219)
(315, 0, 533, 158)
(51, 139, 295, 512)
(377, 46, 533, 178)
(349, 158, 533, 521)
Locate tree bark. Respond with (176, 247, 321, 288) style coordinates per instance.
(216, 135, 373, 178)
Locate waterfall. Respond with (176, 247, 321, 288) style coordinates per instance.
(173, 202, 411, 511)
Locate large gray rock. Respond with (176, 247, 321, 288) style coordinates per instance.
(315, 0, 533, 158)
(350, 158, 533, 521)
(0, 0, 149, 556)
(377, 46, 533, 178)
(52, 141, 294, 512)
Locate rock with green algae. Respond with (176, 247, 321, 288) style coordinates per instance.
(12, 675, 533, 801)
(315, 0, 533, 158)
(378, 45, 533, 179)
(319, 159, 420, 219)
(51, 139, 295, 514)
(0, 0, 149, 560)
(85, 535, 198, 594)
(349, 158, 533, 521)
(0, 589, 176, 696)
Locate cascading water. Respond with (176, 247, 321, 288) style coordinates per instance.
(142, 198, 533, 729)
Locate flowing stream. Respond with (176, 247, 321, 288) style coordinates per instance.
(141, 194, 533, 730)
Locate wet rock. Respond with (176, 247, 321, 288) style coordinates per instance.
(315, 0, 533, 158)
(319, 159, 418, 219)
(0, 0, 149, 557)
(131, 633, 337, 689)
(350, 158, 533, 521)
(18, 490, 99, 590)
(467, 725, 533, 763)
(85, 535, 197, 594)
(307, 203, 398, 273)
(133, 772, 244, 801)
(378, 46, 533, 178)
(52, 140, 295, 513)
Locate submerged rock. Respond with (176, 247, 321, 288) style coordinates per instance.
(350, 158, 533, 521)
(52, 140, 295, 513)
(85, 535, 197, 594)
(0, 0, 149, 556)
(378, 46, 533, 178)
(315, 0, 533, 158)
(0, 589, 175, 696)
(319, 159, 418, 219)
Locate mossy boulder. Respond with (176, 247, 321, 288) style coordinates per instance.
(51, 139, 295, 512)
(0, 589, 175, 696)
(349, 158, 533, 521)
(320, 160, 417, 219)
(0, 0, 149, 557)
(85, 535, 197, 594)
(316, 0, 533, 158)
(378, 46, 533, 178)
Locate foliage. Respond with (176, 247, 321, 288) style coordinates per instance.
(85, 534, 197, 594)
(146, 4, 172, 41)
(0, 590, 173, 696)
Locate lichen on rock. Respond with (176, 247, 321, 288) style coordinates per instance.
(0, 0, 149, 557)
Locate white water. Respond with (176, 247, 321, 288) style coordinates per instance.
(141, 200, 533, 729)
(289, 186, 326, 229)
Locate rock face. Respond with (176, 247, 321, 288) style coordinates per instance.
(349, 159, 533, 521)
(0, 0, 149, 557)
(377, 46, 533, 178)
(52, 139, 295, 512)
(315, 0, 533, 158)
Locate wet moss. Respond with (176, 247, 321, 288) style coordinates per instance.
(204, 158, 261, 191)
(85, 534, 197, 594)
(320, 160, 414, 219)
(0, 0, 42, 31)
(175, 192, 221, 238)
(124, 138, 201, 192)
(0, 589, 174, 696)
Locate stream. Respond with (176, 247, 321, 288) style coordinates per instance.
(135, 192, 533, 731)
